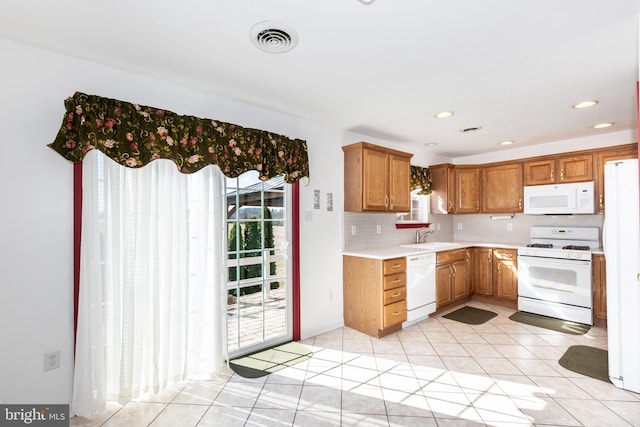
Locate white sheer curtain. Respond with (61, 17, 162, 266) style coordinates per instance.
(72, 150, 227, 419)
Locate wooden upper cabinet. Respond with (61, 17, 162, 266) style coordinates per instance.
(558, 154, 593, 183)
(524, 154, 592, 185)
(593, 143, 638, 212)
(481, 163, 523, 213)
(343, 142, 413, 212)
(388, 154, 412, 212)
(429, 164, 455, 214)
(454, 167, 480, 213)
(524, 159, 555, 185)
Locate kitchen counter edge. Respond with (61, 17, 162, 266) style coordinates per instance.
(342, 242, 524, 260)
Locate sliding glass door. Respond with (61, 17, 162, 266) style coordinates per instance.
(225, 171, 292, 357)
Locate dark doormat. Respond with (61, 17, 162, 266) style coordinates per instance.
(509, 311, 590, 335)
(229, 341, 313, 378)
(442, 306, 498, 325)
(558, 345, 610, 383)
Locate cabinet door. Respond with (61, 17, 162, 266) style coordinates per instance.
(389, 154, 411, 212)
(558, 154, 593, 183)
(362, 148, 389, 211)
(455, 167, 480, 213)
(494, 249, 518, 301)
(436, 264, 452, 309)
(482, 164, 524, 213)
(430, 164, 455, 214)
(594, 144, 638, 212)
(592, 254, 607, 319)
(524, 159, 555, 185)
(473, 248, 493, 296)
(452, 259, 468, 302)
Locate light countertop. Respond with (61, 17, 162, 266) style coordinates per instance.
(342, 241, 526, 260)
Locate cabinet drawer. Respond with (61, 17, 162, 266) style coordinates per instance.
(383, 257, 406, 275)
(383, 286, 406, 305)
(383, 272, 406, 290)
(383, 300, 407, 328)
(436, 249, 466, 264)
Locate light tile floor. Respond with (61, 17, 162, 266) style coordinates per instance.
(71, 300, 640, 426)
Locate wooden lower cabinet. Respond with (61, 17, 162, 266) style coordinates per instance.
(592, 254, 607, 319)
(494, 249, 518, 301)
(436, 249, 471, 309)
(473, 247, 493, 296)
(472, 247, 518, 301)
(343, 255, 407, 338)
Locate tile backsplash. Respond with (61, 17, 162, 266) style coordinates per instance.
(343, 212, 605, 251)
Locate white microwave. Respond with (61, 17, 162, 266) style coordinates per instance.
(523, 181, 595, 215)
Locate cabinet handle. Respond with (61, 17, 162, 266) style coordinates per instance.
(385, 196, 389, 207)
(391, 292, 402, 297)
(452, 265, 457, 275)
(488, 252, 492, 261)
(497, 263, 501, 273)
(392, 278, 402, 283)
(560, 169, 564, 181)
(466, 251, 470, 261)
(448, 200, 453, 211)
(599, 194, 604, 208)
(550, 170, 554, 181)
(392, 264, 402, 269)
(518, 198, 522, 209)
(476, 200, 479, 210)
(392, 311, 403, 316)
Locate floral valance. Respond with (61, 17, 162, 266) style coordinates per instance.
(48, 92, 309, 183)
(410, 165, 432, 195)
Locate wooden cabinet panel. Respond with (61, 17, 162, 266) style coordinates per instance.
(524, 159, 555, 185)
(558, 154, 593, 183)
(592, 254, 607, 319)
(389, 154, 412, 211)
(343, 255, 407, 338)
(343, 142, 413, 213)
(383, 300, 407, 328)
(494, 249, 518, 301)
(430, 164, 455, 214)
(455, 167, 480, 213)
(482, 163, 523, 213)
(436, 249, 470, 309)
(473, 247, 493, 296)
(436, 264, 453, 309)
(594, 144, 638, 212)
(362, 148, 389, 211)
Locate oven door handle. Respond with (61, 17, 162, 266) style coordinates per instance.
(517, 255, 591, 267)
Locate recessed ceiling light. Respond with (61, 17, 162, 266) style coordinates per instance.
(593, 122, 614, 129)
(424, 142, 439, 147)
(572, 100, 599, 109)
(435, 111, 454, 119)
(358, 0, 375, 4)
(499, 140, 515, 146)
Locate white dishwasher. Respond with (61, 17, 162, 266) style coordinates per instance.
(404, 252, 436, 325)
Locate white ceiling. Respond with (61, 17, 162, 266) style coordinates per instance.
(1, 0, 638, 157)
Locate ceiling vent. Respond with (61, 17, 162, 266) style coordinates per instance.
(460, 126, 482, 133)
(250, 21, 298, 54)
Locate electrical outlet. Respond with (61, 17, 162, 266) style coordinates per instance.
(507, 223, 513, 232)
(44, 351, 60, 371)
(437, 223, 441, 230)
(376, 225, 382, 234)
(351, 225, 357, 235)
(457, 223, 463, 230)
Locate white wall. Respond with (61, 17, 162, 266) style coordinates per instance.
(0, 37, 347, 404)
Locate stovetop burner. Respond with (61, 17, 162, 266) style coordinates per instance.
(527, 243, 553, 248)
(562, 245, 591, 251)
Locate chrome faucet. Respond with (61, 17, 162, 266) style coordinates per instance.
(415, 227, 434, 243)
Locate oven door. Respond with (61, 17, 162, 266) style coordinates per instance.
(517, 255, 592, 308)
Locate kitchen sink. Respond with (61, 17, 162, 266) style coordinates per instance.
(400, 242, 461, 250)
